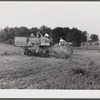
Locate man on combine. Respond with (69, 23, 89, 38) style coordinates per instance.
(44, 33, 49, 38)
(59, 37, 66, 45)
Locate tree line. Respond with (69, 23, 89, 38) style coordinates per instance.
(0, 25, 98, 47)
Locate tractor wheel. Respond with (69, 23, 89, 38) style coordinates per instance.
(44, 50, 50, 57)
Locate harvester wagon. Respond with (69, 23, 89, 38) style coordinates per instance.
(14, 31, 73, 57)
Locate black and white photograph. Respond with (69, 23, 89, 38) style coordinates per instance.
(0, 1, 100, 91)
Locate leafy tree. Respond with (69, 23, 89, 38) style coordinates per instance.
(0, 25, 88, 46)
(18, 26, 30, 37)
(90, 34, 98, 42)
(71, 28, 82, 47)
(80, 31, 88, 42)
(63, 27, 71, 42)
(39, 25, 51, 36)
(51, 27, 66, 44)
(30, 27, 39, 36)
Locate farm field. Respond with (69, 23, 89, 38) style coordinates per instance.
(75, 45, 100, 51)
(0, 43, 100, 89)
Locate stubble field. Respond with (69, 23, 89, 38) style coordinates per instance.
(0, 43, 100, 89)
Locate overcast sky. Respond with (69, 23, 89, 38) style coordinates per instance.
(0, 2, 100, 36)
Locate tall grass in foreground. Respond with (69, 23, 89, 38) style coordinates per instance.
(63, 61, 100, 89)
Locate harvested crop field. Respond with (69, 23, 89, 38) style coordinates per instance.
(0, 43, 100, 89)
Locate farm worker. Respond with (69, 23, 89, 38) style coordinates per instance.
(44, 33, 49, 38)
(59, 37, 66, 45)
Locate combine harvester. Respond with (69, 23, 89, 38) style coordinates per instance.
(14, 31, 73, 58)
